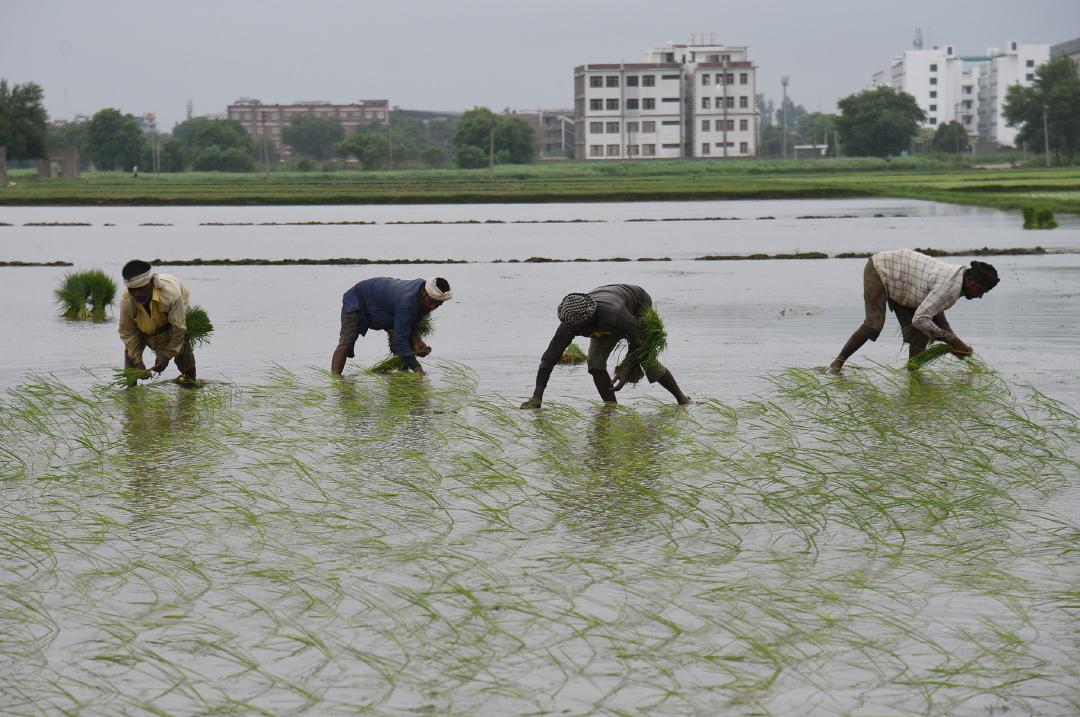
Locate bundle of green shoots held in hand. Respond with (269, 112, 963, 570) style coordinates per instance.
(185, 306, 214, 347)
(369, 315, 434, 373)
(112, 367, 152, 388)
(614, 307, 667, 385)
(907, 342, 962, 371)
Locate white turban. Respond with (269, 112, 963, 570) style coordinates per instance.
(124, 270, 155, 289)
(425, 277, 452, 301)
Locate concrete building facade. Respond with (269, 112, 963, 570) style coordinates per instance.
(499, 109, 575, 159)
(574, 42, 757, 160)
(977, 41, 1050, 148)
(1050, 36, 1080, 70)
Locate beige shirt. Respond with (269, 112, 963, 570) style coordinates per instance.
(872, 250, 964, 341)
(118, 273, 189, 360)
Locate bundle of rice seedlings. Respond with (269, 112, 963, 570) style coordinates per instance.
(906, 343, 956, 370)
(55, 272, 90, 319)
(559, 342, 586, 364)
(369, 315, 434, 373)
(83, 269, 117, 319)
(112, 367, 151, 388)
(185, 305, 214, 347)
(613, 307, 667, 385)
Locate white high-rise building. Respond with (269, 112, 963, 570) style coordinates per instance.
(978, 41, 1050, 149)
(873, 45, 970, 132)
(574, 41, 758, 160)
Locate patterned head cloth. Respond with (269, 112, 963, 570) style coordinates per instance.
(557, 293, 597, 326)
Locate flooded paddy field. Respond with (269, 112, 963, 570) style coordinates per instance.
(1, 199, 1079, 715)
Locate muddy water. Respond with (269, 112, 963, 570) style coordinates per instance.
(1, 199, 1079, 715)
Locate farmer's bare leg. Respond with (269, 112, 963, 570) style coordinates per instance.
(174, 340, 196, 380)
(832, 259, 887, 371)
(657, 370, 691, 405)
(589, 369, 618, 403)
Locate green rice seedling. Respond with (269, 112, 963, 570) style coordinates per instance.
(1034, 207, 1057, 229)
(558, 342, 586, 365)
(54, 272, 90, 319)
(111, 367, 151, 388)
(1021, 206, 1036, 228)
(613, 306, 667, 384)
(184, 305, 214, 347)
(83, 269, 117, 319)
(906, 343, 957, 370)
(369, 315, 433, 373)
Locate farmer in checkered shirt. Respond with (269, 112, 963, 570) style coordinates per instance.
(830, 249, 999, 371)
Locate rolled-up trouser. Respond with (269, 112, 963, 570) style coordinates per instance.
(860, 259, 951, 348)
(125, 332, 196, 378)
(337, 309, 369, 358)
(587, 333, 667, 383)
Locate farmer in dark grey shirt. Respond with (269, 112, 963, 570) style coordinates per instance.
(521, 284, 690, 408)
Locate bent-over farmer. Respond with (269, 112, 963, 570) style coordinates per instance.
(119, 260, 196, 382)
(521, 284, 690, 408)
(830, 249, 999, 371)
(331, 277, 452, 375)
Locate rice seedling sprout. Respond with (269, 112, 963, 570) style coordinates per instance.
(185, 305, 214, 347)
(368, 315, 433, 373)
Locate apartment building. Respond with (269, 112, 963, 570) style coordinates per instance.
(226, 98, 390, 155)
(977, 41, 1050, 148)
(1051, 36, 1080, 70)
(574, 41, 758, 160)
(499, 109, 575, 159)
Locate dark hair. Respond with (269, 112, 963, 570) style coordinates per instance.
(967, 260, 999, 290)
(434, 277, 450, 292)
(122, 260, 152, 279)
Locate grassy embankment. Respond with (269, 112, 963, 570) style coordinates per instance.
(2, 157, 1078, 214)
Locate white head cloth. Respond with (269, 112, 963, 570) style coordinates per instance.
(124, 270, 156, 289)
(424, 277, 452, 301)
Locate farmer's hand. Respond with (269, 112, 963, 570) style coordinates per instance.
(612, 364, 633, 392)
(947, 337, 973, 356)
(520, 396, 542, 409)
(413, 340, 432, 357)
(152, 356, 170, 373)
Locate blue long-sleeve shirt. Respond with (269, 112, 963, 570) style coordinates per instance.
(342, 277, 427, 369)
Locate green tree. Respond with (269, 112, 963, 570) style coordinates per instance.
(193, 119, 252, 154)
(0, 79, 48, 159)
(836, 86, 925, 157)
(757, 124, 796, 158)
(85, 108, 145, 170)
(337, 132, 389, 169)
(455, 145, 487, 169)
(159, 137, 186, 172)
(798, 112, 837, 146)
(452, 107, 535, 167)
(1003, 56, 1080, 164)
(282, 113, 344, 160)
(775, 96, 806, 136)
(756, 93, 774, 127)
(421, 146, 449, 168)
(931, 120, 971, 153)
(46, 121, 89, 169)
(171, 117, 209, 152)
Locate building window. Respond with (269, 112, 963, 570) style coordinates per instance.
(376, 111, 385, 120)
(590, 99, 602, 111)
(661, 120, 680, 126)
(726, 97, 735, 108)
(740, 73, 748, 85)
(929, 117, 937, 124)
(627, 144, 639, 156)
(929, 104, 937, 111)
(929, 90, 937, 98)
(1026, 73, 1034, 81)
(739, 119, 748, 131)
(740, 141, 749, 153)
(702, 143, 711, 155)
(662, 97, 679, 103)
(1026, 59, 1034, 67)
(642, 121, 656, 132)
(626, 75, 639, 87)
(661, 143, 680, 149)
(930, 64, 938, 72)
(606, 121, 619, 133)
(702, 74, 711, 86)
(590, 145, 603, 157)
(272, 127, 280, 135)
(590, 122, 603, 134)
(702, 97, 711, 109)
(662, 74, 680, 80)
(590, 76, 603, 88)
(626, 121, 639, 132)
(726, 73, 734, 85)
(606, 144, 620, 156)
(256, 126, 264, 135)
(642, 75, 655, 87)
(626, 98, 639, 110)
(930, 77, 937, 85)
(606, 76, 619, 87)
(243, 111, 252, 120)
(606, 99, 619, 110)
(643, 144, 656, 156)
(739, 96, 748, 108)
(726, 119, 734, 131)
(642, 98, 656, 110)
(722, 54, 731, 62)
(702, 119, 711, 131)
(963, 86, 972, 94)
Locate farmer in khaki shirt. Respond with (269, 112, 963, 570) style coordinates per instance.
(118, 260, 196, 382)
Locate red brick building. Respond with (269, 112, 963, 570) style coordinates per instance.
(226, 98, 390, 158)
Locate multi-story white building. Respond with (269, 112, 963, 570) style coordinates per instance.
(977, 41, 1050, 148)
(874, 46, 968, 131)
(574, 42, 757, 160)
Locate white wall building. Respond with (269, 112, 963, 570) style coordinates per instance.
(875, 46, 967, 130)
(574, 42, 757, 160)
(978, 41, 1050, 148)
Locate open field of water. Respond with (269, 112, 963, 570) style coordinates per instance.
(2, 199, 1079, 715)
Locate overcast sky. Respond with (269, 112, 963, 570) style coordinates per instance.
(4, 0, 1077, 129)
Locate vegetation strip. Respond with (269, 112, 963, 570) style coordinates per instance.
(0, 260, 72, 267)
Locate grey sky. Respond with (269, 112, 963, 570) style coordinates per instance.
(4, 0, 1077, 130)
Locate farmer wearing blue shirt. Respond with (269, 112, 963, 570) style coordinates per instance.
(331, 277, 452, 375)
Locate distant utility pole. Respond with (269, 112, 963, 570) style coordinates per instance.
(260, 112, 270, 181)
(781, 76, 790, 159)
(388, 117, 393, 170)
(489, 122, 495, 176)
(1042, 104, 1051, 167)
